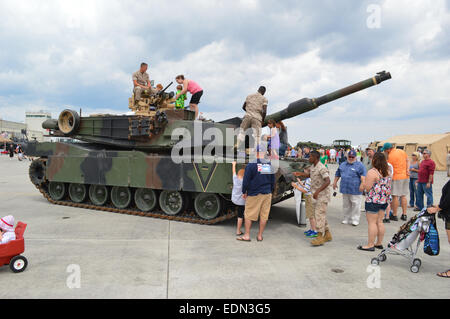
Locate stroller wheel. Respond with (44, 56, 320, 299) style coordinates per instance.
(379, 254, 387, 262)
(413, 258, 421, 268)
(371, 258, 380, 266)
(410, 265, 420, 273)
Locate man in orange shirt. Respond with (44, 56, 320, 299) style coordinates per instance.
(382, 143, 410, 221)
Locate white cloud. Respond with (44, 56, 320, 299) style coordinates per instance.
(0, 0, 449, 147)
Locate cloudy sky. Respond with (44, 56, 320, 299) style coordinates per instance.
(0, 0, 449, 146)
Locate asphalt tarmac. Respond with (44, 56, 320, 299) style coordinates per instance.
(0, 155, 448, 299)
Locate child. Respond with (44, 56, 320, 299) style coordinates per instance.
(292, 177, 317, 238)
(0, 215, 16, 244)
(156, 83, 164, 92)
(175, 84, 187, 109)
(267, 119, 279, 160)
(232, 161, 246, 236)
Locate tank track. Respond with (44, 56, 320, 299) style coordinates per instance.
(33, 183, 237, 225)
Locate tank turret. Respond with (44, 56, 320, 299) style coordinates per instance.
(39, 71, 391, 152)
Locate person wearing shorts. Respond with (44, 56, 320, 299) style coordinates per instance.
(382, 143, 409, 221)
(175, 75, 203, 119)
(232, 161, 246, 236)
(358, 152, 392, 251)
(237, 145, 275, 242)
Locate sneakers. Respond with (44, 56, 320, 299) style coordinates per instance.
(382, 218, 390, 223)
(305, 230, 318, 238)
(341, 220, 349, 225)
(400, 214, 407, 221)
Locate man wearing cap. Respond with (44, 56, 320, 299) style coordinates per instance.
(237, 143, 275, 242)
(416, 149, 435, 211)
(236, 86, 268, 152)
(383, 143, 410, 221)
(132, 62, 154, 103)
(332, 150, 367, 226)
(0, 215, 16, 244)
(294, 150, 332, 246)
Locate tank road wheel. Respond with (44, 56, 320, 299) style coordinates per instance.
(89, 185, 109, 206)
(111, 186, 132, 209)
(194, 193, 222, 220)
(159, 190, 184, 216)
(69, 183, 87, 203)
(48, 182, 66, 201)
(134, 188, 157, 212)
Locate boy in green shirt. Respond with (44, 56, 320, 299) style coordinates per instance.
(175, 85, 186, 109)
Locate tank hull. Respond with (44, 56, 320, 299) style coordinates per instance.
(28, 141, 308, 223)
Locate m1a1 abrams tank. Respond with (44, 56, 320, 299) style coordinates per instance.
(26, 71, 391, 224)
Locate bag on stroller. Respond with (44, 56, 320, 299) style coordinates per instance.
(423, 215, 439, 256)
(371, 209, 436, 273)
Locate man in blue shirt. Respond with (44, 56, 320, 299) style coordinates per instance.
(237, 144, 275, 242)
(332, 150, 366, 226)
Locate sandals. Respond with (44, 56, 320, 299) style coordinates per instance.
(257, 236, 263, 242)
(436, 270, 450, 278)
(236, 237, 251, 242)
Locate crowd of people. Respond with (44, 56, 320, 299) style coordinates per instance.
(231, 140, 450, 278)
(1, 143, 28, 161)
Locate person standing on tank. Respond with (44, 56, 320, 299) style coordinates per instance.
(236, 86, 268, 153)
(132, 62, 154, 102)
(174, 75, 203, 119)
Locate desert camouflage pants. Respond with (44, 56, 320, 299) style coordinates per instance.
(134, 86, 156, 101)
(237, 115, 262, 150)
(313, 199, 330, 234)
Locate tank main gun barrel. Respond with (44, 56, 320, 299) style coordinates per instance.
(263, 71, 391, 126)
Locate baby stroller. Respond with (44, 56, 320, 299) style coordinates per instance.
(371, 210, 434, 273)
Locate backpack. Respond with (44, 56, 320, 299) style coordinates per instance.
(423, 215, 439, 256)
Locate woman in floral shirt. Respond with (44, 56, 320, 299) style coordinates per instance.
(357, 152, 392, 251)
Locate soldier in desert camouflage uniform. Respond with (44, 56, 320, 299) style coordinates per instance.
(132, 62, 155, 102)
(237, 86, 268, 152)
(294, 150, 333, 246)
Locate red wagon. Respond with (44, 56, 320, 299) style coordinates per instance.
(0, 222, 28, 273)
